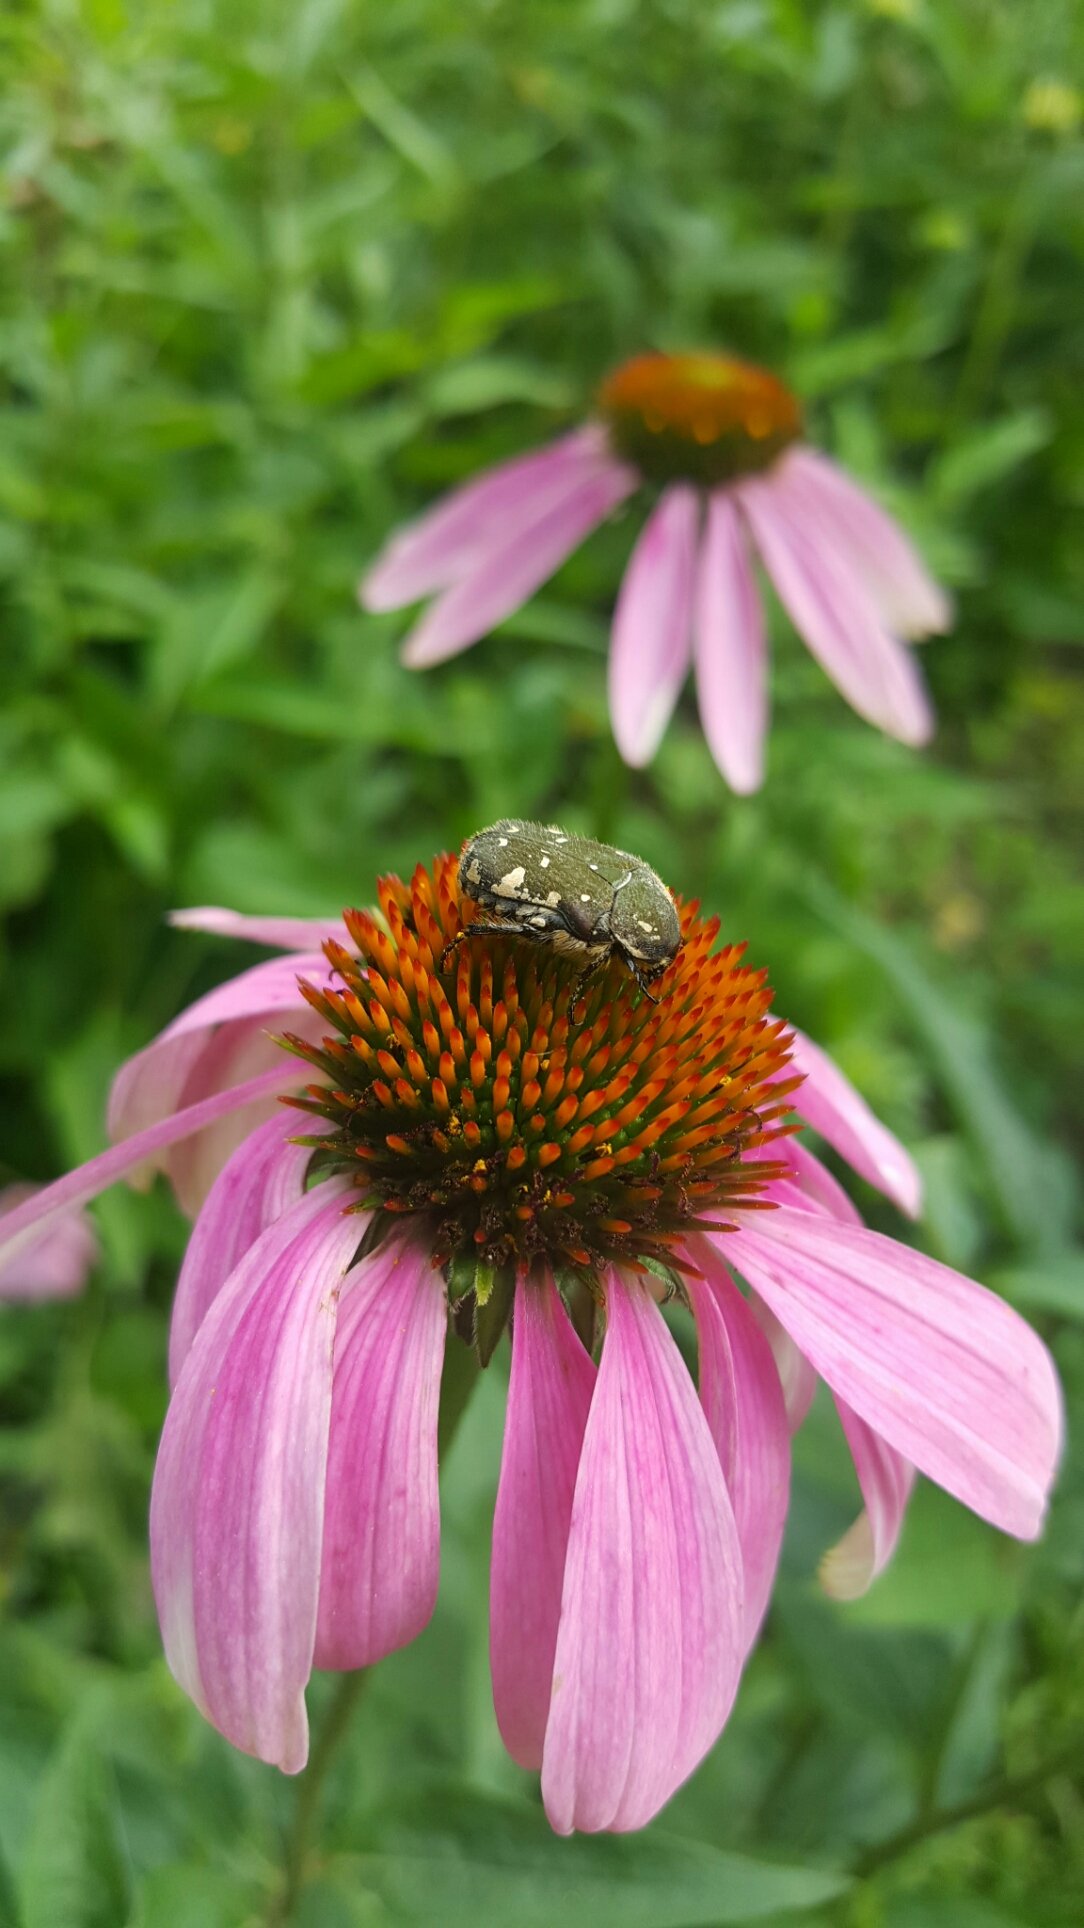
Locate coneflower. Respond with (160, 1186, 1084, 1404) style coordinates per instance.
(0, 852, 1057, 1835)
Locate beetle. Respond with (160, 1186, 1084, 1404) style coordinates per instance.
(441, 819, 682, 1005)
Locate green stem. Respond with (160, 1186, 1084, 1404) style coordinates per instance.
(274, 1669, 370, 1921)
(852, 1737, 1084, 1879)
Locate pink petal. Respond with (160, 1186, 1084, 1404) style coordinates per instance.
(401, 458, 637, 668)
(738, 476, 935, 746)
(490, 1274, 597, 1770)
(107, 951, 331, 1215)
(715, 1207, 1062, 1541)
(314, 1230, 447, 1670)
(108, 951, 329, 1143)
(0, 1065, 292, 1277)
(157, 1020, 321, 1219)
(769, 1139, 864, 1226)
(684, 1240, 790, 1650)
(168, 1114, 318, 1386)
(751, 1297, 817, 1434)
(362, 428, 614, 611)
(778, 448, 951, 639)
(608, 484, 699, 767)
(541, 1275, 743, 1835)
(150, 1182, 361, 1773)
(0, 1185, 98, 1302)
(169, 907, 349, 952)
(789, 1028, 922, 1218)
(693, 491, 768, 793)
(821, 1401, 915, 1601)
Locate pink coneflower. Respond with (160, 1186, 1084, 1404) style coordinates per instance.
(361, 352, 951, 793)
(0, 856, 1058, 1835)
(0, 1183, 97, 1302)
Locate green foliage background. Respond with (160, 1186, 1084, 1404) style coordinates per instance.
(1, 0, 1082, 1922)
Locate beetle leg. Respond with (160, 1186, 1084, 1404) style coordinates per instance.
(440, 918, 557, 974)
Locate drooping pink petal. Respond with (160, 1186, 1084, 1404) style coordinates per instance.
(361, 428, 614, 611)
(693, 492, 768, 793)
(751, 1296, 817, 1433)
(716, 1207, 1062, 1541)
(541, 1274, 743, 1835)
(778, 447, 951, 639)
(106, 951, 332, 1214)
(767, 1139, 864, 1226)
(0, 1065, 291, 1277)
(822, 1401, 915, 1601)
(314, 1231, 447, 1670)
(0, 1186, 98, 1302)
(150, 1182, 361, 1773)
(684, 1240, 790, 1649)
(788, 1028, 922, 1218)
(168, 1113, 319, 1386)
(169, 907, 348, 952)
(738, 475, 934, 747)
(490, 1274, 597, 1770)
(107, 951, 329, 1146)
(400, 458, 637, 668)
(608, 484, 699, 767)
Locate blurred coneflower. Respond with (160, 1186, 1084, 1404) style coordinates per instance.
(0, 1183, 97, 1302)
(0, 853, 1058, 1834)
(362, 352, 951, 792)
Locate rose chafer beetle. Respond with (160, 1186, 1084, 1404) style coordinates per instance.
(443, 819, 682, 1006)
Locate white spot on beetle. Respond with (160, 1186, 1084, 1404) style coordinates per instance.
(498, 836, 509, 847)
(495, 866, 527, 898)
(588, 863, 599, 871)
(636, 919, 655, 933)
(540, 855, 550, 868)
(465, 859, 482, 885)
(580, 893, 591, 901)
(545, 891, 561, 906)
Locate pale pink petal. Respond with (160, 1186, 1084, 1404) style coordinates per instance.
(789, 1028, 922, 1218)
(169, 907, 349, 952)
(0, 1065, 292, 1276)
(0, 1185, 98, 1302)
(150, 1182, 361, 1773)
(490, 1274, 597, 1769)
(693, 491, 768, 793)
(361, 428, 613, 611)
(168, 1114, 319, 1386)
(821, 1401, 915, 1601)
(738, 476, 935, 746)
(778, 448, 951, 638)
(684, 1239, 790, 1649)
(541, 1274, 743, 1835)
(769, 1140, 864, 1225)
(314, 1231, 446, 1670)
(108, 951, 329, 1143)
(106, 952, 331, 1214)
(401, 458, 637, 668)
(608, 484, 699, 767)
(751, 1296, 817, 1433)
(158, 1018, 320, 1218)
(716, 1207, 1062, 1541)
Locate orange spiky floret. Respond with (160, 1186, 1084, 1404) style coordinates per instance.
(281, 852, 799, 1275)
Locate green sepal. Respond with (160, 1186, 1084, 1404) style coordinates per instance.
(556, 1265, 601, 1356)
(473, 1261, 517, 1366)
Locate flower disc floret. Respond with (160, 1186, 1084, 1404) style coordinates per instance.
(280, 854, 797, 1281)
(598, 351, 804, 488)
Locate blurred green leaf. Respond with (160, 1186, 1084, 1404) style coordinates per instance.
(22, 1733, 133, 1928)
(361, 1790, 849, 1925)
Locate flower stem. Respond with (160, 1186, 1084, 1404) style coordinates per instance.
(853, 1736, 1084, 1878)
(273, 1668, 370, 1922)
